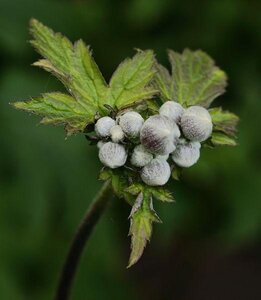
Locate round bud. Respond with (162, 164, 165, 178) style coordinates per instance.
(159, 101, 184, 123)
(99, 142, 127, 169)
(118, 111, 144, 137)
(97, 141, 105, 149)
(180, 106, 213, 142)
(95, 116, 116, 138)
(141, 158, 171, 186)
(140, 115, 180, 155)
(172, 139, 201, 168)
(110, 125, 125, 143)
(130, 145, 153, 167)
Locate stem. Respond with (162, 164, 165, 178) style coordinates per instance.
(54, 180, 112, 300)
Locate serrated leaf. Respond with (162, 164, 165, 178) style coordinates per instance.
(13, 92, 94, 134)
(211, 132, 237, 146)
(128, 194, 160, 268)
(125, 183, 143, 196)
(14, 20, 157, 135)
(209, 107, 239, 136)
(125, 183, 174, 202)
(30, 19, 107, 112)
(155, 49, 227, 107)
(154, 63, 173, 102)
(149, 187, 174, 202)
(108, 50, 157, 109)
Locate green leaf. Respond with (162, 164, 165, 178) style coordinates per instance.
(125, 183, 143, 196)
(108, 50, 157, 109)
(149, 187, 174, 202)
(30, 19, 107, 113)
(99, 168, 135, 205)
(209, 107, 239, 136)
(211, 132, 237, 146)
(128, 193, 160, 268)
(154, 63, 173, 102)
(155, 49, 227, 107)
(171, 166, 182, 181)
(125, 183, 174, 202)
(14, 20, 157, 135)
(13, 92, 94, 134)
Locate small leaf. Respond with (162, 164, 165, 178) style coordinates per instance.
(99, 168, 111, 181)
(128, 194, 160, 268)
(109, 50, 157, 109)
(125, 183, 143, 195)
(149, 187, 174, 202)
(209, 107, 239, 136)
(171, 166, 182, 181)
(211, 132, 237, 146)
(13, 92, 94, 134)
(155, 49, 227, 107)
(125, 183, 174, 202)
(99, 168, 135, 205)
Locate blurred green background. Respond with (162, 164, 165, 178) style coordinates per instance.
(0, 0, 260, 299)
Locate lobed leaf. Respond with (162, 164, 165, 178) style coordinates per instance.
(14, 20, 157, 135)
(155, 49, 227, 108)
(13, 92, 94, 135)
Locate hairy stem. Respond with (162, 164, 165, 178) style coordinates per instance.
(54, 180, 112, 300)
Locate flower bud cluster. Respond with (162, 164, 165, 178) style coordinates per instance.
(94, 101, 213, 186)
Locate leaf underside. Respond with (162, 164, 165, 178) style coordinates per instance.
(13, 19, 157, 135)
(155, 49, 228, 108)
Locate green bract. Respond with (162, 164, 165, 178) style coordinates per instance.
(12, 20, 239, 267)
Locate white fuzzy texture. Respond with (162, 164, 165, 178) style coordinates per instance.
(130, 145, 153, 167)
(95, 117, 116, 138)
(99, 142, 127, 169)
(118, 111, 144, 137)
(110, 125, 125, 143)
(159, 101, 184, 123)
(141, 158, 171, 186)
(172, 139, 201, 167)
(97, 141, 105, 149)
(180, 106, 213, 142)
(155, 154, 169, 160)
(140, 115, 180, 155)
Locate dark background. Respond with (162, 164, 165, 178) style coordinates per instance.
(0, 0, 260, 299)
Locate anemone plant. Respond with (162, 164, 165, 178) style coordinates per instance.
(12, 19, 239, 300)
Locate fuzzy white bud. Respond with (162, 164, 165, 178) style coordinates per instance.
(141, 158, 171, 186)
(110, 125, 125, 143)
(180, 106, 213, 142)
(140, 115, 180, 155)
(172, 139, 201, 168)
(95, 116, 116, 138)
(99, 142, 127, 169)
(130, 144, 153, 167)
(118, 111, 144, 137)
(159, 101, 184, 123)
(97, 141, 105, 149)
